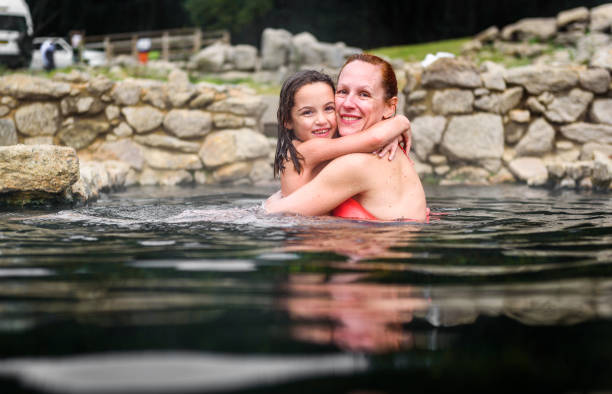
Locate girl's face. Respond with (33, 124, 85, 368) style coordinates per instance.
(286, 82, 336, 141)
(335, 61, 396, 136)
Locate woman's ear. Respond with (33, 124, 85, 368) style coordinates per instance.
(383, 97, 398, 119)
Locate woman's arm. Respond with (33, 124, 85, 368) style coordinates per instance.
(267, 154, 371, 216)
(296, 115, 411, 170)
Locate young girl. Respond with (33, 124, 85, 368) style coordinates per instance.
(273, 70, 412, 199)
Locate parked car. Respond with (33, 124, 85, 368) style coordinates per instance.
(30, 37, 106, 70)
(0, 0, 33, 68)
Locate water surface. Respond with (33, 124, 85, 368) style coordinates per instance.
(0, 184, 611, 393)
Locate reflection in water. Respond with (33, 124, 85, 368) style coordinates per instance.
(0, 185, 612, 391)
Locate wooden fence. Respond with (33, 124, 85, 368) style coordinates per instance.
(84, 28, 230, 61)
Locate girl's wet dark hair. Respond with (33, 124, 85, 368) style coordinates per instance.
(273, 70, 335, 178)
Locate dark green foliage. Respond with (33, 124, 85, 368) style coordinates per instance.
(184, 0, 273, 33)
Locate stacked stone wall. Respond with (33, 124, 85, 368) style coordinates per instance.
(404, 58, 612, 190)
(0, 70, 274, 204)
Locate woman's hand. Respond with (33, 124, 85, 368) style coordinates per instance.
(374, 136, 401, 160)
(374, 116, 412, 161)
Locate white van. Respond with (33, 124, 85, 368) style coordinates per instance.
(0, 0, 33, 68)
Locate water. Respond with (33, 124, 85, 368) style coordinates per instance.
(0, 184, 611, 393)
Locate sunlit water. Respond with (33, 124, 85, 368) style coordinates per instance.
(0, 184, 611, 393)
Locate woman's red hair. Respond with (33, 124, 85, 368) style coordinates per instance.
(339, 54, 398, 101)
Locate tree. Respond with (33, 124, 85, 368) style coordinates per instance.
(184, 0, 273, 33)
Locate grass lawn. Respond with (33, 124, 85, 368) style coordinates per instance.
(368, 37, 471, 63)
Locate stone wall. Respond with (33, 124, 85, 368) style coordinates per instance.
(0, 70, 275, 204)
(404, 58, 612, 190)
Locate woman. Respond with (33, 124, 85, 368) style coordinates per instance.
(266, 54, 427, 222)
(273, 69, 412, 197)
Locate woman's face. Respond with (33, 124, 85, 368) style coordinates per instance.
(335, 61, 396, 136)
(286, 82, 337, 141)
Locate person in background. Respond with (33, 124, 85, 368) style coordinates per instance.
(71, 32, 83, 64)
(41, 39, 55, 71)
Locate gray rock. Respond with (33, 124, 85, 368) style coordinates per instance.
(0, 118, 17, 146)
(163, 109, 212, 139)
(105, 105, 120, 124)
(475, 26, 499, 43)
(207, 96, 267, 118)
(199, 129, 270, 167)
(57, 119, 110, 150)
(559, 177, 576, 189)
(0, 145, 79, 194)
(504, 66, 578, 95)
(578, 68, 610, 94)
(474, 87, 523, 114)
(408, 90, 427, 102)
(122, 106, 164, 133)
(508, 157, 548, 186)
(95, 139, 145, 170)
(481, 71, 506, 91)
(557, 7, 589, 28)
(566, 161, 594, 180)
(14, 103, 59, 136)
(501, 18, 557, 41)
(591, 45, 612, 71)
(1, 96, 17, 108)
(560, 122, 612, 143)
(509, 109, 530, 123)
(404, 104, 426, 119)
(544, 88, 593, 123)
(141, 147, 202, 170)
(87, 75, 114, 96)
(134, 134, 200, 153)
(143, 85, 168, 109)
(505, 122, 526, 144)
(60, 96, 104, 116)
(441, 113, 504, 161)
(191, 42, 229, 72)
(0, 74, 70, 99)
(576, 33, 610, 63)
(230, 44, 257, 71)
(0, 105, 9, 116)
(111, 81, 142, 106)
(139, 168, 193, 186)
(189, 91, 216, 108)
(580, 142, 612, 160)
(164, 69, 196, 108)
(494, 41, 547, 58)
(515, 118, 555, 156)
(547, 161, 566, 179)
(526, 97, 546, 114)
(590, 3, 612, 32)
(249, 159, 274, 184)
(113, 122, 133, 138)
(261, 28, 293, 70)
(411, 115, 447, 161)
(213, 113, 246, 129)
(428, 154, 447, 165)
(290, 32, 323, 66)
(421, 58, 482, 89)
(593, 151, 612, 189)
(432, 89, 474, 115)
(590, 99, 612, 125)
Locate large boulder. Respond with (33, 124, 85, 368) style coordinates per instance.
(432, 89, 474, 115)
(504, 66, 578, 95)
(121, 106, 164, 133)
(290, 32, 323, 65)
(261, 28, 293, 70)
(440, 113, 504, 161)
(163, 109, 212, 139)
(576, 33, 610, 64)
(230, 45, 257, 71)
(0, 74, 70, 99)
(560, 122, 612, 144)
(557, 7, 589, 28)
(191, 42, 230, 73)
(411, 115, 447, 161)
(515, 118, 555, 156)
(199, 129, 270, 167)
(590, 3, 612, 32)
(0, 119, 17, 146)
(57, 119, 110, 150)
(421, 58, 482, 89)
(14, 103, 60, 136)
(501, 18, 557, 41)
(0, 145, 79, 194)
(590, 99, 612, 125)
(544, 88, 593, 123)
